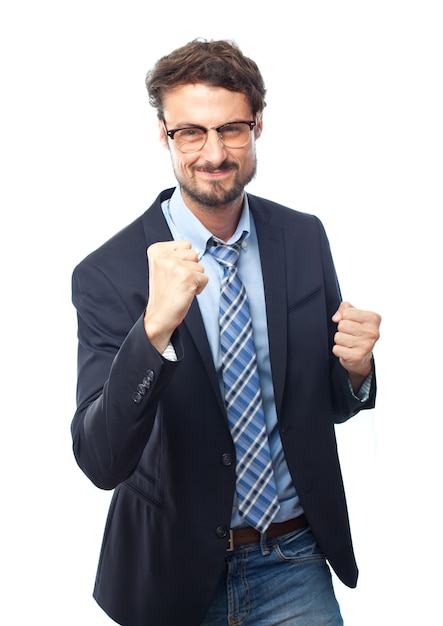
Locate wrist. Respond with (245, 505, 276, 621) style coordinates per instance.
(144, 312, 173, 355)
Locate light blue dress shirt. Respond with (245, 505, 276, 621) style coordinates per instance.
(161, 188, 304, 527)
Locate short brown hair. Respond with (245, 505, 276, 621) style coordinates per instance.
(145, 39, 266, 119)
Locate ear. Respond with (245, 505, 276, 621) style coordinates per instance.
(254, 112, 263, 140)
(158, 118, 170, 150)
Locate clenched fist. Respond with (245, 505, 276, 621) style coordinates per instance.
(332, 301, 381, 393)
(144, 240, 209, 354)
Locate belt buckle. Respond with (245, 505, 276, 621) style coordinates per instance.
(227, 529, 234, 552)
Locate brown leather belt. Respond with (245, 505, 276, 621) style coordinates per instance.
(227, 514, 307, 552)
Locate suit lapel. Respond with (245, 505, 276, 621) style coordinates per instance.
(141, 190, 225, 413)
(249, 196, 288, 416)
(183, 299, 226, 413)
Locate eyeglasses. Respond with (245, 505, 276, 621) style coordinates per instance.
(162, 117, 257, 153)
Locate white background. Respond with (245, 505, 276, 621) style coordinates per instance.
(1, 1, 442, 624)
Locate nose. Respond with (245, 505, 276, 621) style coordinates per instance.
(200, 129, 228, 166)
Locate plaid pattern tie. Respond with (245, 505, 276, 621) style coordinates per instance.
(208, 237, 280, 533)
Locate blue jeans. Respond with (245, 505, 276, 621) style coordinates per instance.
(201, 526, 343, 625)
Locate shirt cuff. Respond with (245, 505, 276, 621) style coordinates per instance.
(349, 372, 373, 402)
(162, 341, 177, 362)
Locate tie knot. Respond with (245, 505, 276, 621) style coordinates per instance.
(208, 238, 242, 268)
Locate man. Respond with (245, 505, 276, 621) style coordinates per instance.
(71, 39, 381, 626)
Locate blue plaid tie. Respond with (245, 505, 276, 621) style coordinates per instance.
(208, 237, 280, 533)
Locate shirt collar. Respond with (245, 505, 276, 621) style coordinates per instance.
(164, 187, 251, 260)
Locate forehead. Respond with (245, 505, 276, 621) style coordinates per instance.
(162, 83, 251, 125)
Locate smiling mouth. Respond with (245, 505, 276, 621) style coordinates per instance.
(199, 168, 231, 176)
(197, 163, 237, 176)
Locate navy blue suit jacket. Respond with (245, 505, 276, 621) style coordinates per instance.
(71, 188, 376, 626)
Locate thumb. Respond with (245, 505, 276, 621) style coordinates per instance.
(332, 301, 353, 323)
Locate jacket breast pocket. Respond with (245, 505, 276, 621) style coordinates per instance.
(288, 285, 323, 314)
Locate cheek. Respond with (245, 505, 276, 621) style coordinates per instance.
(171, 152, 195, 173)
(239, 147, 256, 169)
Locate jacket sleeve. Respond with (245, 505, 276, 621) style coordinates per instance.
(316, 216, 377, 422)
(330, 357, 376, 422)
(71, 260, 182, 489)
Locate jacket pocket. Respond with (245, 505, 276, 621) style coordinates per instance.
(288, 285, 323, 313)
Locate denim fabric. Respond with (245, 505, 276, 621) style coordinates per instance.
(201, 527, 343, 626)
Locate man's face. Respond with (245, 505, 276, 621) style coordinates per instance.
(159, 83, 262, 211)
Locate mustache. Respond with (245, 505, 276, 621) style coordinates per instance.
(195, 160, 238, 173)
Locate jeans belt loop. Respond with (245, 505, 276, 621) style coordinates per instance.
(227, 529, 234, 553)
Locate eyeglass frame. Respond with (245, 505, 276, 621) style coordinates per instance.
(162, 115, 257, 153)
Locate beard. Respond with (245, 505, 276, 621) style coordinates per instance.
(174, 155, 257, 209)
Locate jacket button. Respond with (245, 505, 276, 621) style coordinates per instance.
(216, 525, 229, 539)
(132, 392, 142, 404)
(221, 453, 233, 466)
(145, 370, 155, 381)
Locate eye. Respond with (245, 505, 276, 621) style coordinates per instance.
(177, 128, 205, 139)
(221, 123, 243, 135)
